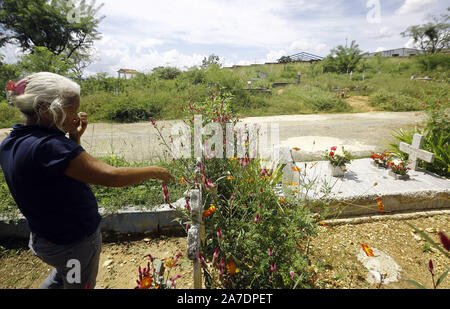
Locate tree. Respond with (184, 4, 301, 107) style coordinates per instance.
(277, 56, 293, 64)
(401, 8, 450, 54)
(323, 40, 365, 74)
(201, 54, 221, 69)
(17, 46, 73, 76)
(0, 0, 104, 60)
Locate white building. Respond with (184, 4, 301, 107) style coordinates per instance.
(364, 48, 424, 58)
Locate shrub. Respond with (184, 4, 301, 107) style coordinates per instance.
(153, 66, 182, 80)
(154, 90, 318, 289)
(415, 54, 450, 72)
(104, 92, 162, 123)
(369, 90, 418, 111)
(0, 101, 23, 128)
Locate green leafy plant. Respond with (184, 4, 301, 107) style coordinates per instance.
(150, 90, 318, 289)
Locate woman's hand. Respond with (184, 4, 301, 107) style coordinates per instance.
(69, 112, 88, 144)
(155, 167, 176, 183)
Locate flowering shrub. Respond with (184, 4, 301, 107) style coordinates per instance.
(323, 146, 352, 167)
(152, 90, 317, 289)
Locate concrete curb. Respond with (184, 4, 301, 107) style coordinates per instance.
(0, 201, 186, 240)
(323, 209, 450, 226)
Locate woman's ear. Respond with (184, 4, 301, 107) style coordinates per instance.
(37, 103, 53, 123)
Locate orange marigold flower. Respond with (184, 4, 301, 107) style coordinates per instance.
(136, 275, 153, 289)
(361, 244, 375, 257)
(165, 258, 176, 269)
(293, 147, 301, 151)
(376, 197, 384, 213)
(292, 166, 301, 172)
(318, 221, 328, 226)
(226, 260, 239, 275)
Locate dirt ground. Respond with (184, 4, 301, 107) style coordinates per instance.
(345, 96, 376, 113)
(1, 214, 448, 289)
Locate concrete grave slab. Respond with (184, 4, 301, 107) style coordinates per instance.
(286, 158, 450, 218)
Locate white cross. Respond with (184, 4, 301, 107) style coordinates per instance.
(399, 134, 435, 171)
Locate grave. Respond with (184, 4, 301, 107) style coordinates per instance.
(284, 157, 450, 218)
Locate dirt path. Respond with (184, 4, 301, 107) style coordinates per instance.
(0, 111, 426, 162)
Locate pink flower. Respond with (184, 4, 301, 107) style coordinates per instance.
(421, 104, 426, 108)
(268, 247, 273, 257)
(198, 253, 208, 269)
(254, 214, 260, 224)
(270, 262, 276, 273)
(212, 248, 219, 267)
(218, 258, 225, 275)
(174, 253, 182, 264)
(439, 232, 450, 251)
(217, 227, 223, 241)
(428, 259, 434, 275)
(331, 146, 337, 151)
(185, 198, 191, 211)
(290, 271, 295, 279)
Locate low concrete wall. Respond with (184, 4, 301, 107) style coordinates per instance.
(0, 204, 185, 240)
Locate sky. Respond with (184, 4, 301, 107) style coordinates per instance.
(1, 0, 448, 76)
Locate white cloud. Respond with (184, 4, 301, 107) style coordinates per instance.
(396, 0, 439, 15)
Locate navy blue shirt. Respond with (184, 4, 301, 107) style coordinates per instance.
(0, 124, 101, 245)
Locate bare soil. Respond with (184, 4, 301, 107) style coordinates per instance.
(345, 96, 376, 113)
(1, 214, 448, 289)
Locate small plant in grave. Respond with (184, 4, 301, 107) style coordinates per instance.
(135, 253, 183, 289)
(370, 151, 392, 168)
(324, 146, 352, 168)
(387, 161, 411, 176)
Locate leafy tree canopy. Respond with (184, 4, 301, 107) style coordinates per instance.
(322, 40, 365, 74)
(401, 8, 449, 54)
(0, 0, 104, 60)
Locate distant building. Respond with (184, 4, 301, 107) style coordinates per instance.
(117, 69, 139, 79)
(364, 48, 424, 58)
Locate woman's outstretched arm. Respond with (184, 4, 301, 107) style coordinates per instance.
(65, 151, 175, 187)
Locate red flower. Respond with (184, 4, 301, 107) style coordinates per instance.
(376, 197, 384, 213)
(212, 248, 219, 267)
(270, 262, 276, 273)
(438, 232, 450, 251)
(361, 244, 375, 257)
(331, 146, 337, 151)
(254, 214, 260, 224)
(329, 151, 335, 157)
(428, 259, 434, 275)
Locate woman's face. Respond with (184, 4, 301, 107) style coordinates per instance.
(61, 96, 81, 134)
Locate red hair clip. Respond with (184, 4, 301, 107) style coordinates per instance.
(6, 79, 28, 95)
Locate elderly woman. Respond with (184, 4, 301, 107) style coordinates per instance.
(0, 72, 174, 289)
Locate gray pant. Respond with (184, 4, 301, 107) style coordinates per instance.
(29, 226, 102, 289)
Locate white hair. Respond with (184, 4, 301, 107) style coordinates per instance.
(7, 72, 80, 131)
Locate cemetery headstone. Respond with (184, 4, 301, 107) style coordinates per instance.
(399, 134, 435, 171)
